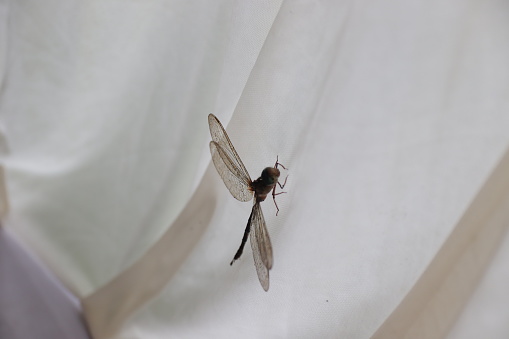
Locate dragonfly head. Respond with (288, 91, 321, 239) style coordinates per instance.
(261, 167, 280, 186)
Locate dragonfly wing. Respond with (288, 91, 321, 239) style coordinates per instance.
(250, 202, 273, 291)
(208, 114, 252, 185)
(210, 141, 253, 202)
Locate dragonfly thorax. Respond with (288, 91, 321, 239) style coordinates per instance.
(251, 167, 280, 202)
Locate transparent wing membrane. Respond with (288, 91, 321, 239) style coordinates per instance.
(208, 114, 253, 202)
(208, 115, 251, 180)
(250, 202, 273, 291)
(210, 142, 253, 202)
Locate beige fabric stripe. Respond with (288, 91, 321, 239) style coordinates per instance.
(0, 166, 9, 220)
(81, 172, 217, 339)
(372, 146, 509, 339)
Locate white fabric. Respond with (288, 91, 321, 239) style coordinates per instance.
(448, 220, 509, 339)
(372, 148, 509, 338)
(1, 0, 509, 338)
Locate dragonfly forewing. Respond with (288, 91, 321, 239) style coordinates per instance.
(208, 114, 251, 181)
(210, 141, 253, 202)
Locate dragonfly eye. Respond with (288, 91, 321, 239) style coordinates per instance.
(261, 167, 280, 185)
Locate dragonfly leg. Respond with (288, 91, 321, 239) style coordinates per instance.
(272, 185, 287, 216)
(272, 156, 288, 216)
(272, 192, 280, 216)
(278, 174, 288, 189)
(274, 155, 288, 170)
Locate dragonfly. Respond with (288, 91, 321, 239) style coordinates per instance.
(208, 114, 287, 291)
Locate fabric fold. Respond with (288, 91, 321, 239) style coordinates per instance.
(372, 146, 509, 338)
(82, 170, 218, 339)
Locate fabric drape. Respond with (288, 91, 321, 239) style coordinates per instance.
(1, 0, 508, 338)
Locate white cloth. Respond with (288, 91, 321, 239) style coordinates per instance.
(1, 0, 509, 338)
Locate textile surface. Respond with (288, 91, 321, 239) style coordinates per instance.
(1, 0, 508, 338)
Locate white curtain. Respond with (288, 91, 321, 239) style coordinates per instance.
(1, 0, 509, 338)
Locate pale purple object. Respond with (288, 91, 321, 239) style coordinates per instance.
(0, 227, 91, 339)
